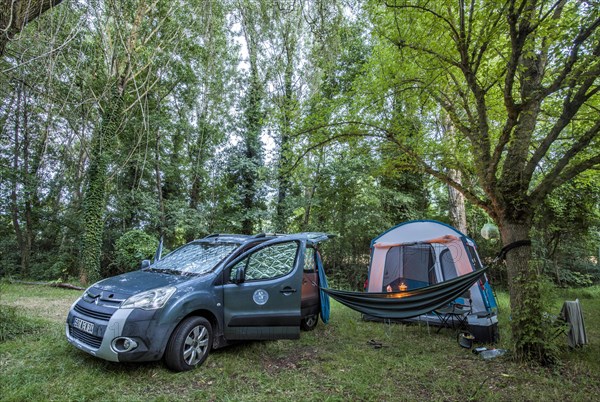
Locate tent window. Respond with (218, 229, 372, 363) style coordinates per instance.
(382, 244, 434, 291)
(382, 247, 402, 289)
(440, 249, 458, 281)
(403, 245, 433, 284)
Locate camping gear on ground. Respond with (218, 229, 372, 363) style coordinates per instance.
(363, 220, 499, 342)
(458, 332, 475, 348)
(479, 348, 507, 360)
(367, 339, 384, 349)
(559, 299, 588, 348)
(436, 298, 472, 333)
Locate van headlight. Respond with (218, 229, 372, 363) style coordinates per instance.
(121, 286, 176, 310)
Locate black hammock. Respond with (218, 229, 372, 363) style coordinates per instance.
(321, 266, 488, 320)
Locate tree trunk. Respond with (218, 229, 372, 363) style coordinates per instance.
(154, 128, 166, 235)
(275, 35, 295, 233)
(301, 152, 323, 230)
(189, 124, 208, 210)
(447, 169, 467, 234)
(79, 92, 123, 284)
(500, 218, 547, 363)
(10, 81, 25, 275)
(21, 87, 32, 277)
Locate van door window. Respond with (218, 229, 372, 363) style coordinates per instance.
(303, 248, 316, 272)
(231, 242, 299, 281)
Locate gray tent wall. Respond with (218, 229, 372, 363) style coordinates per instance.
(366, 220, 499, 342)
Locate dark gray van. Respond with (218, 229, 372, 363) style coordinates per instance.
(66, 233, 330, 371)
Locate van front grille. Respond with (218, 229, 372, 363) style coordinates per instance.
(74, 304, 114, 321)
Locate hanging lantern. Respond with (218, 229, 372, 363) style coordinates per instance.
(481, 223, 499, 240)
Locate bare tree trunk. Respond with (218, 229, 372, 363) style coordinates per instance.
(442, 115, 468, 234)
(154, 128, 166, 235)
(10, 81, 24, 274)
(301, 152, 323, 230)
(21, 85, 32, 276)
(448, 169, 467, 234)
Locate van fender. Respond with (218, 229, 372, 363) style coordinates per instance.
(151, 289, 224, 357)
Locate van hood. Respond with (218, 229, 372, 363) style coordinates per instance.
(91, 270, 193, 297)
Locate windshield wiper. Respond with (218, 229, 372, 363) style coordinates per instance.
(147, 268, 181, 275)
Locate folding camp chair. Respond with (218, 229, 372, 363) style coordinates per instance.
(434, 292, 472, 333)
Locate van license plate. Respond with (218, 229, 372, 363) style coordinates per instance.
(73, 317, 94, 334)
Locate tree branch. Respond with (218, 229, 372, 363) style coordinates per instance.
(541, 16, 600, 97)
(385, 130, 493, 216)
(531, 120, 600, 203)
(524, 66, 600, 180)
(393, 40, 462, 69)
(384, 2, 461, 42)
(291, 120, 492, 216)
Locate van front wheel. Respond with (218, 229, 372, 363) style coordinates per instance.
(165, 316, 213, 371)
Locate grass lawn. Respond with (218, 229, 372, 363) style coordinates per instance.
(1, 282, 599, 401)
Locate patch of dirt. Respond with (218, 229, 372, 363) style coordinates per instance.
(1, 296, 77, 323)
(262, 346, 321, 374)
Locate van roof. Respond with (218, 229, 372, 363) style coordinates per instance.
(200, 232, 334, 245)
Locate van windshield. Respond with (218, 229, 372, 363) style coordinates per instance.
(149, 242, 239, 275)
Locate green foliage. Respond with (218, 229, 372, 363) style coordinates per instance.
(0, 304, 42, 342)
(113, 230, 158, 273)
(533, 175, 600, 286)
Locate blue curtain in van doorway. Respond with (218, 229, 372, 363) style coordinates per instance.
(317, 255, 330, 323)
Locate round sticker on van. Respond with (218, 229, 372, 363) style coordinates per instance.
(253, 289, 269, 305)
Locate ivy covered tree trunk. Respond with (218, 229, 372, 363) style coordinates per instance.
(238, 2, 265, 235)
(499, 218, 546, 361)
(79, 92, 123, 284)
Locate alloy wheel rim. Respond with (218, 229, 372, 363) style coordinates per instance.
(183, 325, 208, 365)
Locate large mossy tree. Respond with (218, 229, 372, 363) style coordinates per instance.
(360, 0, 599, 362)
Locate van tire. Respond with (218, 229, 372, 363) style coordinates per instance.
(165, 316, 213, 372)
(301, 314, 318, 331)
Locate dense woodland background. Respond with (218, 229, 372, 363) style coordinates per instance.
(1, 0, 598, 362)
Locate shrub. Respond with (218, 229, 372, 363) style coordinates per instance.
(113, 230, 158, 273)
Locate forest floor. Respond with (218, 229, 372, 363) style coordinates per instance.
(1, 282, 599, 401)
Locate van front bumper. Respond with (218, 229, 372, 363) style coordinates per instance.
(66, 300, 172, 363)
(66, 308, 134, 362)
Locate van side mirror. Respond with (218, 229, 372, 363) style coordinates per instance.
(234, 267, 245, 284)
(140, 260, 151, 269)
